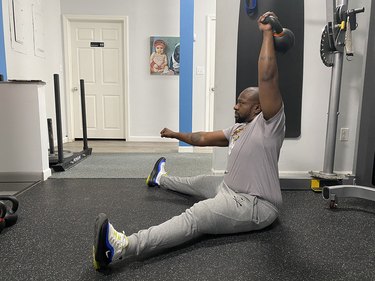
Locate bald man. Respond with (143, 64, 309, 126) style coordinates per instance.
(93, 11, 285, 270)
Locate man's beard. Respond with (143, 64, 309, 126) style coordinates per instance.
(235, 113, 246, 123)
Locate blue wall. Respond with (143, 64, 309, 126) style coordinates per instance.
(0, 2, 7, 80)
(179, 0, 194, 146)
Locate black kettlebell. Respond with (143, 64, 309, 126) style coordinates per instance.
(0, 201, 7, 233)
(0, 195, 19, 227)
(262, 15, 295, 53)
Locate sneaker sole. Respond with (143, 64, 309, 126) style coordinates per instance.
(146, 157, 166, 187)
(93, 213, 109, 270)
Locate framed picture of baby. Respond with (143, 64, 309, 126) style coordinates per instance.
(149, 36, 180, 75)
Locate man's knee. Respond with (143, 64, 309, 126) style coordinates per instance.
(189, 200, 221, 234)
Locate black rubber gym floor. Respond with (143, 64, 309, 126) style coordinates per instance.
(1, 178, 374, 281)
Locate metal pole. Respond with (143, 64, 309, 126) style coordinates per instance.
(322, 51, 344, 175)
(326, 0, 336, 28)
(47, 118, 55, 155)
(54, 74, 64, 163)
(79, 79, 88, 150)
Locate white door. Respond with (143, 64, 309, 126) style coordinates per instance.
(69, 20, 125, 139)
(206, 16, 216, 132)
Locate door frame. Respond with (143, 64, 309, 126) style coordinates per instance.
(62, 14, 129, 141)
(205, 15, 216, 132)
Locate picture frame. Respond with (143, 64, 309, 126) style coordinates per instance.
(150, 36, 180, 75)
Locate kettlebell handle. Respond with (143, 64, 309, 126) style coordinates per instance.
(0, 201, 7, 218)
(0, 196, 19, 213)
(262, 15, 284, 34)
(0, 201, 6, 233)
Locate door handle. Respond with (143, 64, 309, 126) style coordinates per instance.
(72, 87, 78, 92)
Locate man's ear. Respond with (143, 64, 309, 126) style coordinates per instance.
(255, 104, 262, 114)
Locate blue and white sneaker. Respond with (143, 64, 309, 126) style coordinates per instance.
(93, 213, 128, 270)
(146, 157, 167, 187)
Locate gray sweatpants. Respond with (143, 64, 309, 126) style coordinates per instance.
(124, 175, 279, 258)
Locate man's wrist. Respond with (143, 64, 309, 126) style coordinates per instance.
(263, 30, 274, 36)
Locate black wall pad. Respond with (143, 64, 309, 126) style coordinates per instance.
(0, 178, 374, 280)
(236, 0, 304, 138)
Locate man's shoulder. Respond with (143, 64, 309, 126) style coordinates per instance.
(261, 103, 285, 123)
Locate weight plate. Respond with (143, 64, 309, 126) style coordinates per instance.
(320, 25, 335, 67)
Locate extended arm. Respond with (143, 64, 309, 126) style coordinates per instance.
(258, 12, 283, 120)
(160, 128, 229, 147)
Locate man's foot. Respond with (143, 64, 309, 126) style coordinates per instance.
(93, 213, 128, 270)
(146, 157, 167, 187)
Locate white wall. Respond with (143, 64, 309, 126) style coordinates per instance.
(2, 0, 66, 140)
(2, 0, 370, 175)
(212, 0, 240, 172)
(60, 0, 216, 142)
(213, 0, 372, 175)
(1, 0, 215, 145)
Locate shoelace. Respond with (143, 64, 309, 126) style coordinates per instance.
(109, 230, 127, 256)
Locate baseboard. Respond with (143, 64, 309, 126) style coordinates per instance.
(279, 171, 312, 179)
(127, 136, 177, 142)
(178, 146, 194, 153)
(194, 147, 213, 153)
(0, 172, 43, 182)
(279, 171, 353, 178)
(176, 146, 214, 153)
(211, 168, 226, 175)
(43, 168, 52, 180)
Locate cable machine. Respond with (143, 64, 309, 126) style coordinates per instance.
(310, 0, 375, 208)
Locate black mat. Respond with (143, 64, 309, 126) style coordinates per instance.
(0, 178, 374, 281)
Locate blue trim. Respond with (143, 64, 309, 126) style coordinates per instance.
(0, 2, 7, 80)
(179, 0, 194, 147)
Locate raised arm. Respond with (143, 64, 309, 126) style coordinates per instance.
(160, 128, 229, 147)
(257, 12, 283, 120)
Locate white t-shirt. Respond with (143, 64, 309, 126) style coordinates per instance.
(223, 105, 285, 209)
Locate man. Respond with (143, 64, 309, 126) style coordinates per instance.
(93, 11, 285, 270)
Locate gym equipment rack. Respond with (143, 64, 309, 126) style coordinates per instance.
(49, 74, 92, 172)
